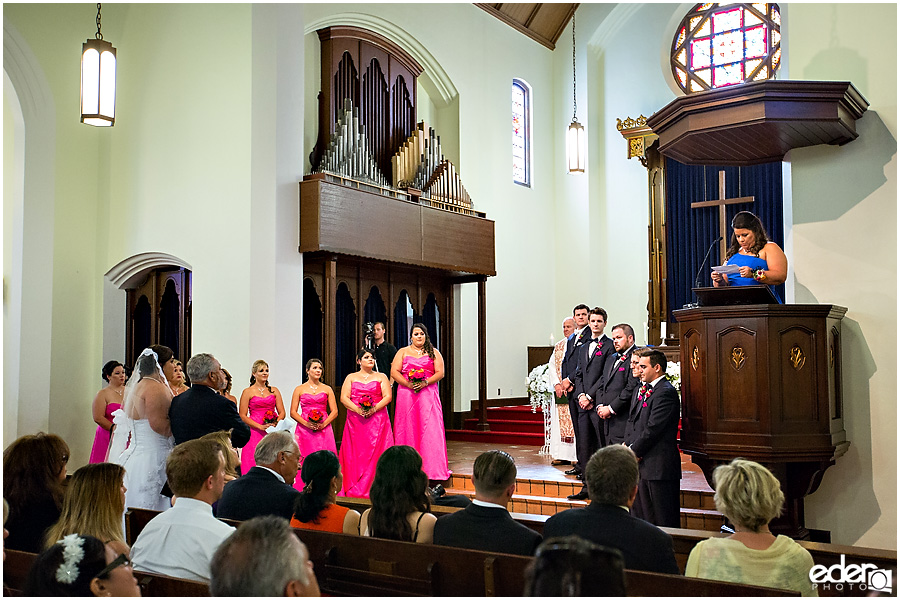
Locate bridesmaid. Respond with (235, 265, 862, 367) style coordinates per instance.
(391, 323, 450, 482)
(238, 359, 285, 474)
(338, 349, 393, 498)
(88, 361, 126, 463)
(290, 359, 339, 492)
(170, 360, 190, 396)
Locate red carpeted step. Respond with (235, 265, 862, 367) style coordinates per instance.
(461, 418, 543, 434)
(444, 429, 545, 446)
(481, 406, 544, 421)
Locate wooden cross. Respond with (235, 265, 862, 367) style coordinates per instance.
(691, 171, 754, 262)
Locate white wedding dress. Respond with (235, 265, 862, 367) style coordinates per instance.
(110, 349, 175, 512)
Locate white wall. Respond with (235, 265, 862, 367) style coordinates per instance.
(783, 3, 897, 551)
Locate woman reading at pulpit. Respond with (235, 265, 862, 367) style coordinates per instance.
(711, 211, 787, 303)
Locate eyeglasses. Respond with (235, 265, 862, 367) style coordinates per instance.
(95, 553, 131, 579)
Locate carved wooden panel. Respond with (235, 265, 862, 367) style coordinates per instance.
(715, 325, 759, 423)
(778, 325, 818, 423)
(682, 328, 703, 425)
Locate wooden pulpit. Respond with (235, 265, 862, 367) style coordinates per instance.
(673, 302, 849, 539)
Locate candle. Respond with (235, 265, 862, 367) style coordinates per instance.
(661, 322, 667, 341)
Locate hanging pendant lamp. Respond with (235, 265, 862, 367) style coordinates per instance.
(567, 12, 585, 174)
(80, 3, 116, 127)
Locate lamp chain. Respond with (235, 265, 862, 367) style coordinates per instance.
(572, 13, 577, 120)
(95, 3, 103, 40)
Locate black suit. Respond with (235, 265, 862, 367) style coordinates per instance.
(597, 346, 639, 445)
(169, 384, 251, 448)
(433, 503, 542, 556)
(215, 467, 300, 521)
(560, 328, 588, 472)
(623, 378, 681, 528)
(571, 335, 613, 478)
(543, 503, 679, 574)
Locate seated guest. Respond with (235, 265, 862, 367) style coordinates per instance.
(524, 535, 626, 597)
(200, 430, 241, 481)
(685, 459, 817, 596)
(169, 353, 251, 448)
(290, 450, 361, 534)
(210, 515, 319, 597)
(3, 432, 69, 553)
(433, 450, 541, 556)
(23, 534, 140, 597)
(130, 439, 234, 583)
(44, 463, 129, 554)
(360, 445, 436, 543)
(543, 445, 679, 574)
(217, 431, 301, 521)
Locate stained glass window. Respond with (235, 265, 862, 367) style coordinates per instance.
(512, 79, 531, 187)
(671, 3, 780, 94)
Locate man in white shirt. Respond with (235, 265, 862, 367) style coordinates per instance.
(131, 438, 235, 583)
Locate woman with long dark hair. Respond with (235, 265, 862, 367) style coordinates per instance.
(711, 211, 787, 303)
(290, 450, 360, 534)
(89, 361, 126, 463)
(391, 323, 450, 482)
(338, 349, 393, 498)
(3, 433, 69, 553)
(290, 359, 339, 492)
(360, 445, 435, 543)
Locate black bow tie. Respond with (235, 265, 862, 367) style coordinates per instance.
(592, 338, 599, 344)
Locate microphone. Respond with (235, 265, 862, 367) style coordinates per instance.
(694, 236, 723, 289)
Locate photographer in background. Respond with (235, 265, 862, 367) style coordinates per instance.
(369, 322, 398, 422)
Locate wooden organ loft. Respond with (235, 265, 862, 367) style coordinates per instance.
(300, 26, 496, 439)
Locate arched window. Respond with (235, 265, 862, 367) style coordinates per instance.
(512, 79, 532, 187)
(671, 3, 781, 94)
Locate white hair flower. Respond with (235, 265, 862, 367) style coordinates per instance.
(55, 534, 84, 585)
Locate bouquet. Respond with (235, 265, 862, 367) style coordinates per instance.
(263, 410, 278, 426)
(307, 409, 325, 427)
(666, 361, 681, 393)
(526, 364, 553, 412)
(407, 368, 428, 391)
(359, 397, 375, 412)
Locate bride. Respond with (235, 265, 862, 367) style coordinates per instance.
(109, 345, 177, 511)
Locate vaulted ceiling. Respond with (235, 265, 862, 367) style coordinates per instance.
(475, 3, 578, 50)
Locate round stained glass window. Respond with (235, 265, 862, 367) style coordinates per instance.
(671, 3, 781, 94)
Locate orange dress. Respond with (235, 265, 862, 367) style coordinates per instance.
(290, 503, 350, 533)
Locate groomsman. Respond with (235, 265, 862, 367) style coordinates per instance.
(624, 348, 681, 528)
(596, 324, 639, 446)
(568, 307, 613, 501)
(559, 304, 590, 477)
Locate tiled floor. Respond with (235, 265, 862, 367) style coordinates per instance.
(446, 440, 713, 493)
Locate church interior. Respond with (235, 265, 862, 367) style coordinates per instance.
(3, 1, 896, 557)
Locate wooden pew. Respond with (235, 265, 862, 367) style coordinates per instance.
(3, 549, 37, 596)
(134, 571, 210, 596)
(291, 527, 794, 596)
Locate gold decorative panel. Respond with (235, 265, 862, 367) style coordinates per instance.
(731, 346, 746, 370)
(790, 345, 806, 370)
(691, 346, 700, 370)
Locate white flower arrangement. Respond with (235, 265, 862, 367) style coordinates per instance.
(55, 534, 84, 584)
(526, 364, 553, 412)
(666, 361, 681, 392)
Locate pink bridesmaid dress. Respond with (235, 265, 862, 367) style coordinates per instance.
(394, 355, 451, 480)
(88, 401, 121, 463)
(292, 392, 338, 492)
(338, 381, 393, 498)
(240, 394, 277, 474)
